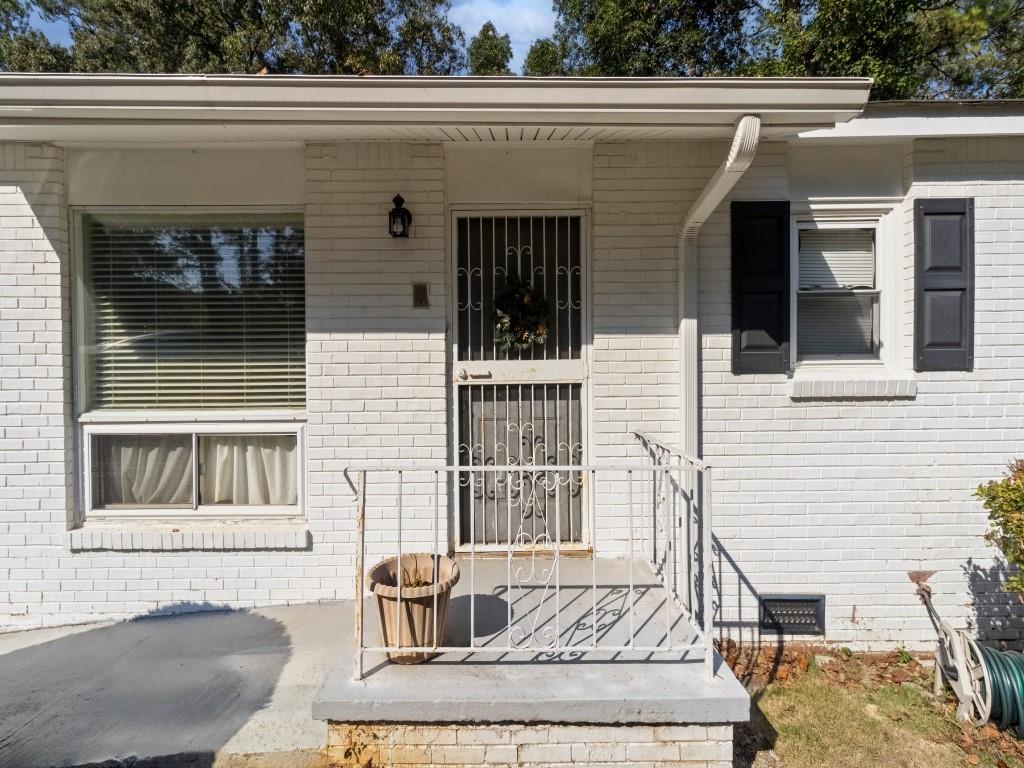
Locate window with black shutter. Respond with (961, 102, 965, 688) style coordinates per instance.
(914, 199, 974, 372)
(731, 201, 791, 374)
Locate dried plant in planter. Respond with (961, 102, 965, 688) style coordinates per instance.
(976, 459, 1024, 592)
(400, 566, 432, 589)
(368, 553, 461, 664)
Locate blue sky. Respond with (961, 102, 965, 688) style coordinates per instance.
(451, 0, 556, 71)
(29, 1, 557, 73)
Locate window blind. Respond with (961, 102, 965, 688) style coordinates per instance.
(797, 294, 877, 358)
(84, 213, 306, 410)
(798, 228, 875, 289)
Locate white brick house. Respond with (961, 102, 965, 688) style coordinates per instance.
(0, 75, 1021, 662)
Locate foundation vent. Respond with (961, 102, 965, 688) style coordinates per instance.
(759, 595, 825, 635)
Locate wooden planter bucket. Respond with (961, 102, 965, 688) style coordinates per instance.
(368, 553, 460, 664)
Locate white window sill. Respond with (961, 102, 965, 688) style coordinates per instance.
(68, 520, 311, 552)
(789, 372, 917, 402)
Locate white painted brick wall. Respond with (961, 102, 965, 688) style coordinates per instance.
(304, 141, 448, 573)
(0, 143, 73, 628)
(703, 136, 1024, 649)
(1, 141, 450, 629)
(2, 136, 1022, 651)
(590, 141, 717, 554)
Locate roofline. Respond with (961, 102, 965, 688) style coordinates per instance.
(0, 72, 873, 85)
(0, 74, 872, 144)
(798, 98, 1024, 141)
(867, 99, 1024, 110)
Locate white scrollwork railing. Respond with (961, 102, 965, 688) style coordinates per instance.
(347, 435, 714, 681)
(633, 431, 714, 680)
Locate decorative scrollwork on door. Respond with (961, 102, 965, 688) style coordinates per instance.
(458, 383, 583, 545)
(455, 215, 585, 554)
(456, 216, 582, 363)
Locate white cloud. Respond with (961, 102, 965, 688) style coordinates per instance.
(450, 0, 557, 72)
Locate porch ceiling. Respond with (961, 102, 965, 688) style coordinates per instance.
(0, 73, 871, 144)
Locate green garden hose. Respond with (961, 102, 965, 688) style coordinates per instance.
(976, 644, 1024, 737)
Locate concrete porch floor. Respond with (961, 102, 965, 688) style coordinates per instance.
(0, 557, 748, 768)
(0, 602, 345, 768)
(316, 556, 749, 725)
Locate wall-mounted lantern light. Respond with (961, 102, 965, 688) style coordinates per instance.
(388, 194, 412, 238)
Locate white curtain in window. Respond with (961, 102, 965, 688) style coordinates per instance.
(199, 435, 297, 506)
(94, 435, 193, 507)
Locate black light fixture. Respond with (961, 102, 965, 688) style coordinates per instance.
(388, 194, 412, 238)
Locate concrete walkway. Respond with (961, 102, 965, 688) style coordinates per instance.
(0, 603, 347, 768)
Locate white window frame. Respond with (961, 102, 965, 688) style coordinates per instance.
(72, 206, 308, 522)
(82, 421, 306, 520)
(790, 202, 901, 373)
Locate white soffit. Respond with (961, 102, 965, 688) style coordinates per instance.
(797, 100, 1024, 141)
(0, 74, 871, 144)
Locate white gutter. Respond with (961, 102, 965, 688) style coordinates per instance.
(0, 74, 871, 144)
(678, 114, 761, 456)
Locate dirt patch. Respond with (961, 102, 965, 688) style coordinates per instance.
(727, 643, 1024, 768)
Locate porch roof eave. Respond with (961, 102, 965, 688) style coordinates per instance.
(0, 73, 872, 145)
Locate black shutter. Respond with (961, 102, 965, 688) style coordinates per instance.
(914, 198, 974, 372)
(731, 201, 791, 374)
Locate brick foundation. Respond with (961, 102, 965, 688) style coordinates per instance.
(326, 722, 733, 767)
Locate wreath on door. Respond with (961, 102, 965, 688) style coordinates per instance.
(494, 274, 550, 352)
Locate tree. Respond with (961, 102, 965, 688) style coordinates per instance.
(33, 0, 292, 73)
(746, 0, 1024, 100)
(746, 0, 929, 99)
(24, 0, 467, 74)
(523, 37, 564, 76)
(277, 0, 402, 74)
(976, 459, 1024, 593)
(467, 20, 511, 75)
(393, 0, 465, 75)
(1, 0, 70, 70)
(552, 0, 749, 76)
(915, 0, 1024, 98)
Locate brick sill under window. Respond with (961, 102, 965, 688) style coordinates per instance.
(788, 364, 918, 402)
(68, 519, 312, 552)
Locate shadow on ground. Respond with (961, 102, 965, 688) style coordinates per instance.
(711, 535, 782, 768)
(0, 603, 290, 768)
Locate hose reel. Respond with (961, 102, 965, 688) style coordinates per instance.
(916, 579, 1024, 735)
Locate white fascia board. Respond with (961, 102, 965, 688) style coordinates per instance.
(0, 74, 871, 142)
(797, 110, 1024, 141)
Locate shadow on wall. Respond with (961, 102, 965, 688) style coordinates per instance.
(964, 557, 1024, 649)
(711, 535, 782, 768)
(0, 603, 290, 768)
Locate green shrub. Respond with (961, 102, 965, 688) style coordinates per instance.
(976, 459, 1024, 592)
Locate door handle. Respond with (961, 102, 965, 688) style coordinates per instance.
(456, 368, 492, 381)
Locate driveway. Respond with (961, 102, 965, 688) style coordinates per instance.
(0, 603, 346, 768)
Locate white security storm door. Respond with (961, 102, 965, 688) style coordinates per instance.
(453, 214, 587, 546)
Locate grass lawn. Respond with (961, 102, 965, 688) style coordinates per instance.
(729, 643, 1024, 768)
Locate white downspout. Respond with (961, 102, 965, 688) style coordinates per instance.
(678, 114, 761, 456)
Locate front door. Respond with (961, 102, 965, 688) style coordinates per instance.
(452, 213, 587, 547)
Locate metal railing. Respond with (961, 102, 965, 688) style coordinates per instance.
(632, 431, 714, 679)
(346, 433, 715, 680)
